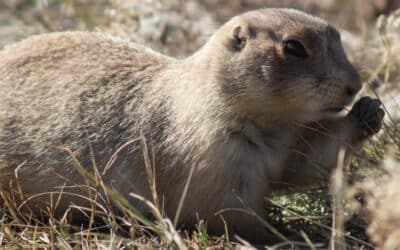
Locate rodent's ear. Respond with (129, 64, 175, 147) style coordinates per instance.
(229, 25, 250, 51)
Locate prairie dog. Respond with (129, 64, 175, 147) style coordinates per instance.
(0, 8, 384, 242)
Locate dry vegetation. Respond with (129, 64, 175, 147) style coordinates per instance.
(1, 0, 400, 249)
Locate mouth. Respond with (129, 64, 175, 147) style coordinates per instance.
(324, 106, 345, 113)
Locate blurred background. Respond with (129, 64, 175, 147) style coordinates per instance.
(0, 0, 399, 54)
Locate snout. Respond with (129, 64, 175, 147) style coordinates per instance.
(320, 63, 362, 113)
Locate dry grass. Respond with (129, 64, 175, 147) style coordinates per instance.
(1, 0, 400, 249)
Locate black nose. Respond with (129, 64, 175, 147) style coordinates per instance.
(346, 86, 358, 96)
(346, 67, 361, 96)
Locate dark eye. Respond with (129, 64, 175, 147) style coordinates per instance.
(282, 39, 308, 59)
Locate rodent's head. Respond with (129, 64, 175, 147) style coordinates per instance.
(211, 8, 361, 125)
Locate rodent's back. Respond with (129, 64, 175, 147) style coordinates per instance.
(0, 32, 171, 190)
(0, 32, 170, 113)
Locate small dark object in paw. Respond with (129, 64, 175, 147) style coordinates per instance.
(349, 96, 385, 139)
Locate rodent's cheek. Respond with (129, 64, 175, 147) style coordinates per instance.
(315, 81, 349, 107)
(274, 83, 318, 114)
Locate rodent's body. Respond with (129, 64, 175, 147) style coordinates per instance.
(0, 33, 170, 212)
(0, 9, 383, 242)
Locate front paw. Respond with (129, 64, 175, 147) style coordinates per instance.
(348, 96, 385, 140)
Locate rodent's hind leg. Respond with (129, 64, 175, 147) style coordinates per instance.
(205, 199, 284, 245)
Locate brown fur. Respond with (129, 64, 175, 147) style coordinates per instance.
(0, 9, 383, 243)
